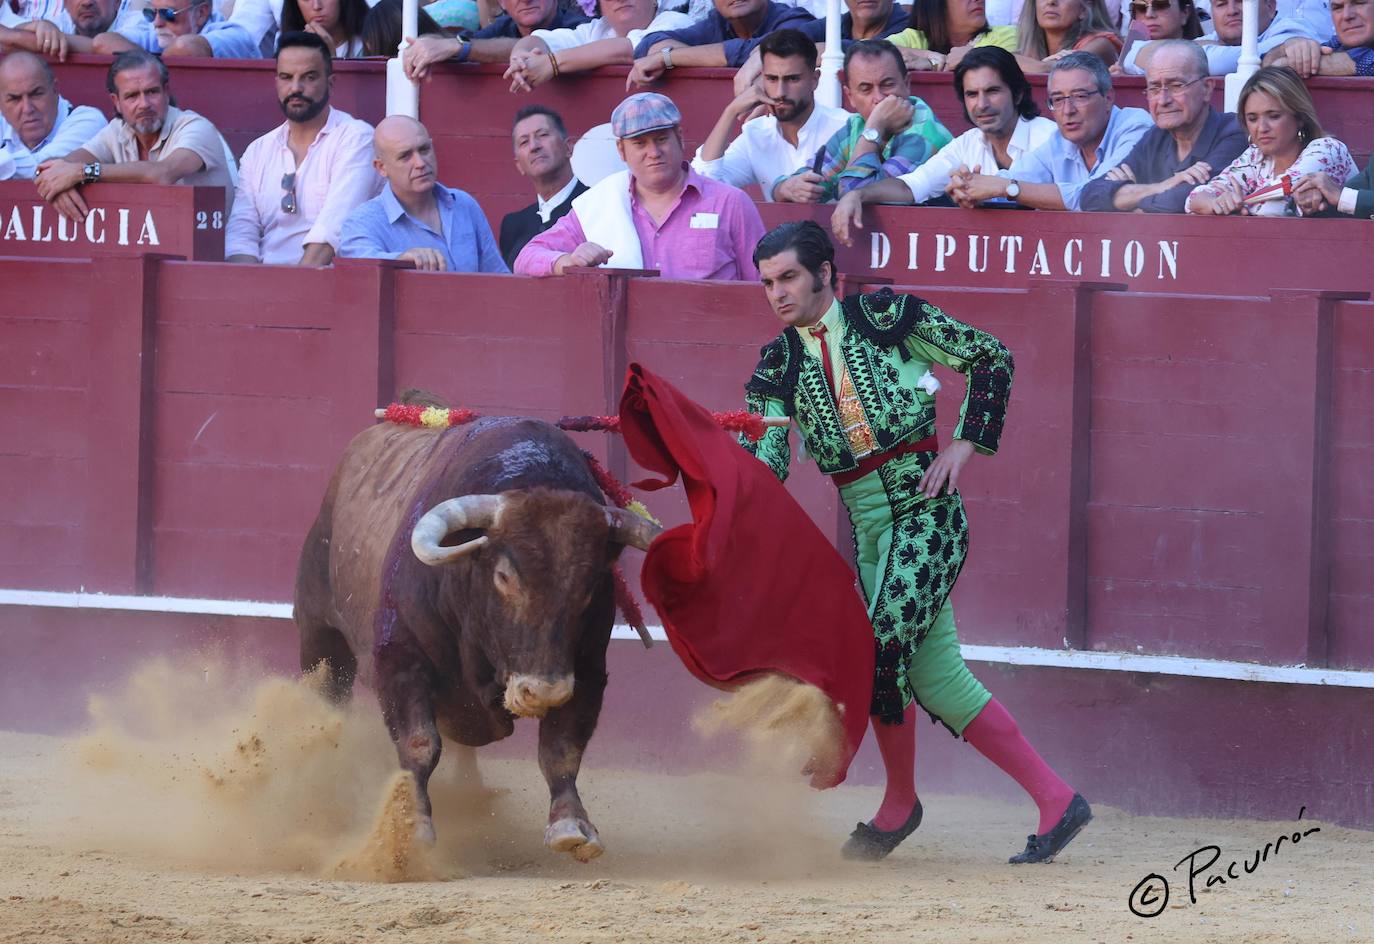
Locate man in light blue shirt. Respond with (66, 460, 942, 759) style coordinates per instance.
(340, 116, 508, 274)
(949, 52, 1153, 211)
(0, 51, 105, 180)
(98, 0, 260, 59)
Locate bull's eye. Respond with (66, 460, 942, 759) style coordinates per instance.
(493, 558, 520, 598)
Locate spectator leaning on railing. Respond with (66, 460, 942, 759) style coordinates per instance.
(340, 116, 508, 273)
(1015, 0, 1122, 72)
(889, 0, 1020, 73)
(830, 46, 1056, 244)
(405, 0, 588, 77)
(731, 0, 912, 92)
(776, 39, 953, 204)
(625, 0, 815, 86)
(1121, 0, 1322, 74)
(226, 31, 380, 266)
(504, 0, 693, 92)
(1296, 152, 1374, 218)
(948, 50, 1152, 210)
(1264, 0, 1374, 75)
(1186, 65, 1354, 217)
(691, 29, 850, 202)
(1080, 39, 1246, 212)
(34, 49, 235, 223)
(514, 92, 766, 280)
(0, 0, 128, 58)
(0, 50, 104, 181)
(91, 0, 261, 59)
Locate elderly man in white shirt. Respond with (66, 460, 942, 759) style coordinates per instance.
(503, 0, 692, 91)
(226, 31, 379, 266)
(830, 46, 1055, 242)
(0, 50, 104, 180)
(692, 27, 849, 201)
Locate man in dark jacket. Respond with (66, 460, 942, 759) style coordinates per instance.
(1295, 153, 1374, 218)
(499, 104, 586, 270)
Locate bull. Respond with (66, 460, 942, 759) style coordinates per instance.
(293, 402, 658, 862)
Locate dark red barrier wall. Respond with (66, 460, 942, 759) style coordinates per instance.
(3, 257, 1371, 674)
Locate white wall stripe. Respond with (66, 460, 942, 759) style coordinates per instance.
(3, 589, 1372, 689)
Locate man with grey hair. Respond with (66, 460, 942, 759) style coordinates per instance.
(0, 50, 104, 180)
(949, 51, 1152, 211)
(90, 0, 260, 59)
(34, 49, 233, 222)
(1081, 41, 1246, 213)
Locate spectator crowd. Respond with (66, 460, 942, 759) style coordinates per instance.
(1, 0, 1372, 276)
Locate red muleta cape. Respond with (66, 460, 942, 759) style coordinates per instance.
(618, 363, 874, 787)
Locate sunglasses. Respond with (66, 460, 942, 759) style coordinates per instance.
(1130, 0, 1176, 13)
(281, 172, 297, 214)
(142, 3, 195, 22)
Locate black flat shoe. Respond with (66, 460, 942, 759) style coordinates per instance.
(1009, 793, 1092, 864)
(841, 800, 924, 861)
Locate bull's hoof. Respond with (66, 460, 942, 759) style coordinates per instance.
(544, 817, 604, 863)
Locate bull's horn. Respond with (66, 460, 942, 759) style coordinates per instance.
(605, 507, 662, 551)
(411, 494, 506, 566)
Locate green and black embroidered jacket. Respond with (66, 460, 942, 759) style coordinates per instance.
(741, 289, 1014, 481)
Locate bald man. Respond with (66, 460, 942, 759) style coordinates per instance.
(339, 116, 507, 273)
(0, 50, 104, 180)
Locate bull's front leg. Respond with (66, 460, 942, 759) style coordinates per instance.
(377, 653, 443, 844)
(538, 668, 606, 863)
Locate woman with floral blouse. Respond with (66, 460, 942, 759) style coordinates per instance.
(1186, 66, 1355, 217)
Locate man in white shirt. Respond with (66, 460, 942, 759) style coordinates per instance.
(225, 30, 379, 266)
(503, 0, 693, 91)
(0, 0, 130, 58)
(693, 28, 850, 202)
(0, 50, 104, 180)
(34, 49, 234, 222)
(831, 46, 1055, 242)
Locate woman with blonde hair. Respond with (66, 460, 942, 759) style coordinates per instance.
(890, 0, 1020, 71)
(1187, 66, 1355, 217)
(1016, 0, 1121, 71)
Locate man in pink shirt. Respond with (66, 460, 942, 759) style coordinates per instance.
(514, 91, 766, 280)
(225, 31, 378, 266)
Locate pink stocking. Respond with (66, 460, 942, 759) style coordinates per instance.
(962, 698, 1075, 834)
(869, 703, 919, 830)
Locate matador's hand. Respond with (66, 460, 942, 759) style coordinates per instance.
(920, 439, 976, 498)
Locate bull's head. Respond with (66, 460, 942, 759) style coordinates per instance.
(410, 489, 658, 718)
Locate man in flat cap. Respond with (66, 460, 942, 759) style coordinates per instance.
(514, 91, 765, 280)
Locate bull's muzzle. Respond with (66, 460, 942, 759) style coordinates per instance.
(504, 674, 576, 718)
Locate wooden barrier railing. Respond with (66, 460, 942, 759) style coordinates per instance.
(1, 256, 1370, 671)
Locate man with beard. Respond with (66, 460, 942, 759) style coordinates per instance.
(0, 0, 131, 59)
(498, 105, 586, 269)
(514, 92, 765, 279)
(340, 116, 506, 273)
(0, 50, 105, 180)
(1080, 40, 1245, 212)
(226, 31, 378, 266)
(691, 29, 849, 202)
(947, 50, 1151, 210)
(91, 0, 260, 59)
(33, 49, 233, 223)
(830, 46, 1054, 241)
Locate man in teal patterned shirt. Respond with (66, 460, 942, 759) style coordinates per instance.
(742, 220, 1091, 865)
(773, 39, 951, 204)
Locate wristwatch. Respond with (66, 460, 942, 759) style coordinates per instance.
(1004, 179, 1021, 200)
(861, 127, 883, 145)
(661, 46, 674, 70)
(455, 40, 472, 63)
(82, 161, 101, 185)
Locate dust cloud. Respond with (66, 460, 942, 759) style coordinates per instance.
(39, 654, 842, 885)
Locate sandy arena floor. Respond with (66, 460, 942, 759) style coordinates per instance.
(0, 661, 1368, 944)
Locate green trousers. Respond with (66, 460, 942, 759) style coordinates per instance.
(839, 452, 992, 734)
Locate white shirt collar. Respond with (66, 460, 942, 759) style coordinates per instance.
(537, 175, 579, 223)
